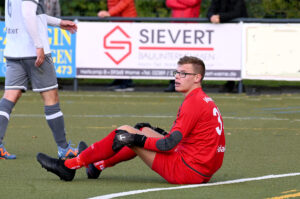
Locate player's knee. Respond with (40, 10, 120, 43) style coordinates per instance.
(3, 90, 22, 103)
(41, 89, 59, 105)
(118, 125, 136, 134)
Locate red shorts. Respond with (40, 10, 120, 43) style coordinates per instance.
(152, 152, 210, 184)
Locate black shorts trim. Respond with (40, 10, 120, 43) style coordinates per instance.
(181, 157, 211, 178)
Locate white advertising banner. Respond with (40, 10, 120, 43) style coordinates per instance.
(243, 24, 300, 81)
(76, 22, 242, 80)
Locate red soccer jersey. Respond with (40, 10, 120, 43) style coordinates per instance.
(145, 87, 225, 177)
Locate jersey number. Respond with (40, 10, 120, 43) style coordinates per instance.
(213, 107, 223, 135)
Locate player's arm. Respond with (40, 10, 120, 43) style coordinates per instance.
(114, 103, 197, 152)
(144, 130, 182, 152)
(46, 15, 61, 27)
(143, 100, 199, 152)
(22, 0, 44, 67)
(113, 129, 182, 152)
(46, 15, 77, 34)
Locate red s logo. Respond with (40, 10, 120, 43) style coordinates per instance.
(103, 26, 132, 65)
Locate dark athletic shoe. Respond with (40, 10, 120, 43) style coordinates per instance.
(77, 141, 102, 179)
(86, 162, 102, 179)
(78, 141, 88, 154)
(36, 153, 75, 181)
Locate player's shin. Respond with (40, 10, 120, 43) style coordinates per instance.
(78, 129, 119, 166)
(104, 146, 136, 167)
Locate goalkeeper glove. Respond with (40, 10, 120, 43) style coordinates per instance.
(134, 122, 168, 136)
(112, 129, 147, 152)
(134, 122, 153, 130)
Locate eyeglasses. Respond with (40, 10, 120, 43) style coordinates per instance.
(173, 70, 198, 78)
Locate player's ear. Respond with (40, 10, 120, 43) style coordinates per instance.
(194, 74, 202, 83)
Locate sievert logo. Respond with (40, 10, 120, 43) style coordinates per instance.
(138, 28, 214, 51)
(103, 26, 132, 65)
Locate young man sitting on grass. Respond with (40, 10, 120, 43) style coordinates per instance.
(37, 56, 226, 184)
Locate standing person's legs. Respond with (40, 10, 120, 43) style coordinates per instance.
(164, 80, 175, 92)
(26, 55, 77, 158)
(40, 89, 69, 149)
(113, 79, 134, 92)
(0, 58, 28, 159)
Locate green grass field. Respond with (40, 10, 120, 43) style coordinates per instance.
(0, 90, 299, 199)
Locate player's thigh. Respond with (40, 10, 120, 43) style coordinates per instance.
(132, 147, 156, 168)
(5, 59, 28, 92)
(25, 54, 58, 92)
(152, 152, 207, 184)
(141, 127, 164, 138)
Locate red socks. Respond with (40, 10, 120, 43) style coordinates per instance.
(64, 129, 138, 170)
(64, 155, 84, 169)
(93, 147, 136, 170)
(65, 129, 118, 169)
(103, 146, 136, 168)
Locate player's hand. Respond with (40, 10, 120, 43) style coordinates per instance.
(97, 11, 110, 18)
(60, 20, 77, 34)
(35, 48, 45, 67)
(134, 123, 168, 136)
(210, 15, 220, 24)
(134, 122, 153, 130)
(112, 130, 135, 152)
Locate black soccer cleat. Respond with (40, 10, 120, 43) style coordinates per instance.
(77, 141, 102, 179)
(36, 153, 76, 181)
(86, 163, 102, 179)
(78, 141, 88, 155)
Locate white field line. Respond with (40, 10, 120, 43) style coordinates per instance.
(10, 114, 300, 122)
(88, 172, 300, 199)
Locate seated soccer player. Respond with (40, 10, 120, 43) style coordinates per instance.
(37, 56, 226, 184)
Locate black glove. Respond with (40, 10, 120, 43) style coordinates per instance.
(112, 129, 147, 152)
(134, 122, 168, 136)
(134, 122, 153, 130)
(152, 127, 168, 136)
(112, 130, 134, 152)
